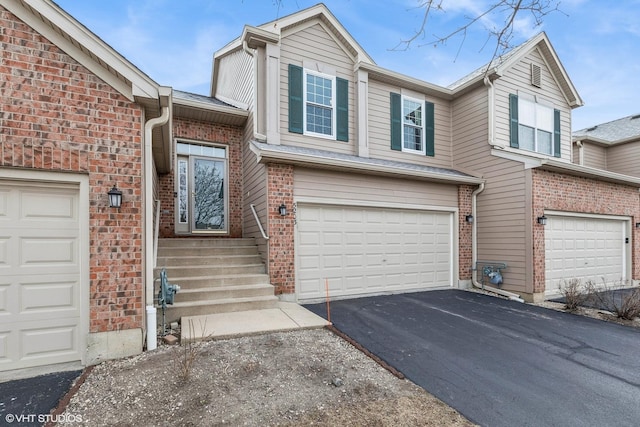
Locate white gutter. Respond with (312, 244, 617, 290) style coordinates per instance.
(144, 103, 170, 352)
(470, 185, 524, 303)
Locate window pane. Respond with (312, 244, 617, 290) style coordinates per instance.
(306, 74, 332, 107)
(403, 99, 422, 126)
(306, 104, 333, 135)
(519, 125, 535, 151)
(537, 104, 554, 132)
(404, 125, 422, 151)
(537, 130, 552, 155)
(518, 97, 536, 127)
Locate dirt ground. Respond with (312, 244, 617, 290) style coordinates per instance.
(56, 295, 639, 427)
(57, 328, 475, 427)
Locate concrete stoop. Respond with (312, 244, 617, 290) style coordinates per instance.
(155, 238, 278, 325)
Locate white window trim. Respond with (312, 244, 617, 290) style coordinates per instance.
(401, 95, 425, 155)
(303, 68, 337, 140)
(517, 94, 554, 156)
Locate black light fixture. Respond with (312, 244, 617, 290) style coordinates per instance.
(537, 215, 547, 226)
(636, 222, 640, 229)
(278, 203, 287, 216)
(108, 185, 123, 209)
(465, 214, 474, 223)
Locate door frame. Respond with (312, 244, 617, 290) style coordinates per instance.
(174, 140, 229, 235)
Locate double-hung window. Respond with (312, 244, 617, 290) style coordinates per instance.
(390, 92, 435, 156)
(509, 93, 561, 157)
(288, 64, 349, 142)
(304, 70, 335, 138)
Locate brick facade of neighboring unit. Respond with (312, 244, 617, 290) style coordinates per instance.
(157, 117, 244, 238)
(458, 185, 474, 281)
(0, 9, 144, 333)
(531, 169, 640, 293)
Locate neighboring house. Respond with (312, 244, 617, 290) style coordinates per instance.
(2, 1, 639, 374)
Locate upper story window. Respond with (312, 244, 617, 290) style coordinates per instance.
(288, 64, 349, 142)
(390, 92, 435, 156)
(509, 93, 561, 157)
(304, 70, 335, 138)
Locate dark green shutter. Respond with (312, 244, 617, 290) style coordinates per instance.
(390, 92, 401, 151)
(509, 94, 519, 148)
(425, 101, 435, 157)
(336, 77, 348, 142)
(288, 64, 303, 134)
(553, 109, 561, 158)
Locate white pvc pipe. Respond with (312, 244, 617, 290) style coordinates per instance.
(146, 306, 157, 351)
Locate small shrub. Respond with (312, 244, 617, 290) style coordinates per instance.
(558, 278, 589, 311)
(590, 280, 640, 320)
(175, 319, 209, 382)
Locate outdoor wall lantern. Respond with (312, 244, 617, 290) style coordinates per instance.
(465, 214, 474, 223)
(636, 222, 640, 229)
(278, 203, 287, 216)
(108, 185, 123, 209)
(537, 215, 548, 226)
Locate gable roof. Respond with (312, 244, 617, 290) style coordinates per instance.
(573, 113, 640, 145)
(448, 32, 583, 107)
(214, 3, 374, 64)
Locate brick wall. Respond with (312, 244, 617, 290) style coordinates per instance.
(532, 169, 640, 293)
(0, 9, 144, 332)
(157, 117, 243, 238)
(266, 163, 295, 294)
(458, 185, 474, 280)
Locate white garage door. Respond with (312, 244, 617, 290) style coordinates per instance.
(545, 215, 628, 296)
(0, 181, 83, 371)
(296, 204, 454, 301)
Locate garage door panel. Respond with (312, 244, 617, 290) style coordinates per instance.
(0, 181, 83, 371)
(545, 215, 627, 296)
(297, 204, 454, 300)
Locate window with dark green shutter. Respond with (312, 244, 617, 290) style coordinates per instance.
(288, 65, 348, 141)
(510, 93, 561, 157)
(390, 93, 434, 156)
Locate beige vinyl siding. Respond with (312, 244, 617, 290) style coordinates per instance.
(216, 49, 253, 107)
(280, 22, 356, 154)
(451, 89, 489, 169)
(582, 143, 607, 170)
(367, 79, 453, 169)
(606, 142, 640, 177)
(294, 168, 458, 207)
(494, 48, 572, 160)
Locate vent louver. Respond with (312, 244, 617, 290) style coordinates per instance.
(531, 63, 541, 88)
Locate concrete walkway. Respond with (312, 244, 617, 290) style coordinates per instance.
(180, 302, 329, 342)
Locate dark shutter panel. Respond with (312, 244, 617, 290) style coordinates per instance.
(336, 77, 349, 142)
(288, 64, 303, 134)
(390, 92, 401, 151)
(425, 101, 435, 157)
(509, 94, 519, 148)
(553, 109, 561, 157)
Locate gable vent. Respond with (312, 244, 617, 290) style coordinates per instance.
(531, 63, 542, 88)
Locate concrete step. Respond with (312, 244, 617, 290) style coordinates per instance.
(161, 295, 279, 324)
(175, 284, 275, 302)
(157, 264, 266, 278)
(158, 238, 256, 248)
(157, 246, 260, 258)
(156, 254, 263, 267)
(155, 274, 271, 290)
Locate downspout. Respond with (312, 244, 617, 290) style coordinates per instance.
(576, 140, 584, 166)
(243, 40, 267, 142)
(484, 76, 499, 148)
(145, 105, 170, 352)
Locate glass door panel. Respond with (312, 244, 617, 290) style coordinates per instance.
(191, 157, 226, 232)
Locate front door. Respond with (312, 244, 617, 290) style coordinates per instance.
(176, 142, 227, 234)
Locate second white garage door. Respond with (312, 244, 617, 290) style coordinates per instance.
(545, 214, 628, 296)
(296, 204, 454, 301)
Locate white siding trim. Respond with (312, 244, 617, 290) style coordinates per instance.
(294, 196, 458, 213)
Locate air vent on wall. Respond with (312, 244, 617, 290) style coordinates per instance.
(531, 63, 541, 88)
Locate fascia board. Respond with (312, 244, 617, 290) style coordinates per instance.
(357, 62, 453, 100)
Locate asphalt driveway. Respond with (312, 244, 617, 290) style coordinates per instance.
(305, 290, 640, 427)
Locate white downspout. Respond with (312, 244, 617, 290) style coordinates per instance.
(145, 105, 170, 352)
(576, 140, 584, 165)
